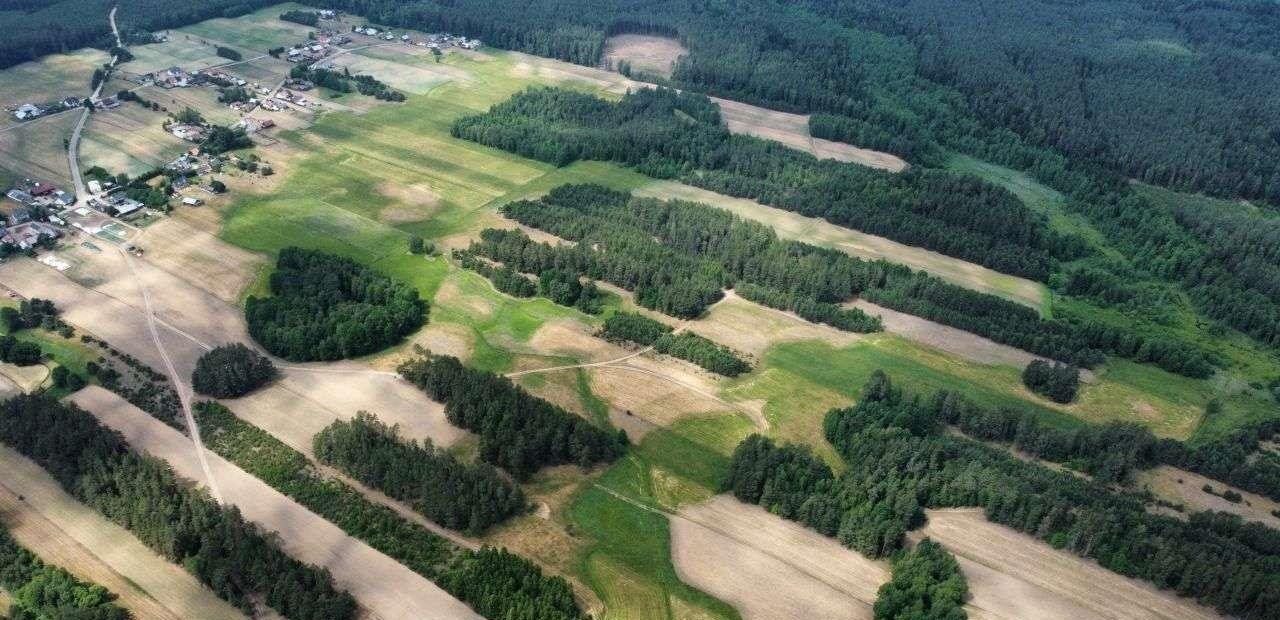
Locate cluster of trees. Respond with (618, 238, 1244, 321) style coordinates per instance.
(601, 312, 750, 377)
(723, 372, 1280, 618)
(453, 86, 1084, 281)
(537, 269, 604, 314)
(480, 184, 1213, 374)
(735, 283, 882, 333)
(280, 9, 320, 26)
(0, 526, 128, 620)
(214, 45, 241, 61)
(0, 299, 66, 334)
(246, 248, 427, 361)
(455, 251, 538, 298)
(873, 540, 967, 620)
(398, 355, 627, 479)
(0, 395, 357, 619)
(0, 336, 42, 366)
(313, 413, 526, 534)
(289, 66, 404, 101)
(201, 125, 253, 155)
(217, 85, 250, 103)
(191, 342, 277, 398)
(1021, 360, 1080, 404)
(83, 336, 181, 428)
(194, 401, 587, 620)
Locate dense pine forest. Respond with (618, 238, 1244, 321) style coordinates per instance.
(398, 355, 628, 479)
(0, 395, 358, 620)
(721, 373, 1280, 619)
(245, 248, 427, 361)
(314, 413, 526, 534)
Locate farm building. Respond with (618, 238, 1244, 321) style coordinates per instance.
(13, 104, 42, 120)
(171, 124, 207, 142)
(2, 222, 60, 250)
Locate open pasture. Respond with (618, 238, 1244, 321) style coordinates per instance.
(0, 111, 78, 188)
(79, 98, 187, 176)
(601, 34, 688, 78)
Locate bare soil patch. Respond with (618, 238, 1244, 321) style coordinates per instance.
(588, 365, 727, 428)
(0, 362, 48, 393)
(0, 444, 246, 620)
(915, 508, 1223, 620)
(689, 290, 861, 358)
(671, 496, 885, 620)
(1134, 465, 1280, 528)
(69, 386, 483, 620)
(528, 319, 625, 363)
(711, 97, 907, 172)
(601, 35, 688, 78)
(136, 217, 267, 303)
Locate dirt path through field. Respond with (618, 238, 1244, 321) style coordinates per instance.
(914, 508, 1222, 620)
(0, 444, 246, 620)
(69, 386, 484, 620)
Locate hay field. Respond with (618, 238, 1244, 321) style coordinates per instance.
(0, 445, 246, 620)
(602, 35, 688, 78)
(70, 386, 484, 620)
(637, 180, 1049, 313)
(0, 48, 108, 127)
(711, 97, 908, 171)
(126, 36, 239, 75)
(0, 111, 78, 188)
(672, 496, 885, 620)
(175, 3, 318, 55)
(140, 216, 267, 303)
(915, 509, 1222, 620)
(1135, 465, 1280, 528)
(79, 99, 187, 176)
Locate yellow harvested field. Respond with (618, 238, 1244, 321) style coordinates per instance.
(688, 290, 862, 358)
(601, 34, 688, 78)
(915, 509, 1223, 620)
(79, 100, 188, 177)
(138, 216, 267, 303)
(0, 48, 109, 127)
(671, 496, 885, 620)
(1135, 465, 1280, 528)
(0, 362, 48, 393)
(69, 387, 484, 620)
(637, 181, 1048, 312)
(711, 97, 908, 172)
(0, 445, 246, 620)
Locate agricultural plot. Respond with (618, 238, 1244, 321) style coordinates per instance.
(671, 496, 885, 620)
(636, 180, 1049, 312)
(0, 445, 246, 620)
(914, 509, 1223, 620)
(146, 83, 242, 125)
(124, 36, 239, 76)
(1134, 465, 1280, 528)
(175, 3, 319, 55)
(78, 98, 188, 176)
(0, 111, 78, 188)
(711, 97, 909, 171)
(70, 386, 484, 620)
(601, 34, 688, 78)
(0, 47, 106, 128)
(139, 216, 267, 303)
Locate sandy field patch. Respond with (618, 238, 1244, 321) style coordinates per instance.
(601, 35, 688, 78)
(0, 362, 48, 393)
(1134, 465, 1280, 528)
(636, 181, 1047, 312)
(0, 374, 19, 399)
(710, 97, 907, 172)
(398, 322, 474, 365)
(672, 496, 885, 620)
(136, 217, 267, 303)
(688, 290, 861, 358)
(528, 319, 626, 363)
(915, 508, 1222, 620)
(0, 445, 246, 620)
(69, 386, 483, 620)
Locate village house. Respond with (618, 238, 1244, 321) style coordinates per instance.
(171, 124, 207, 142)
(13, 104, 42, 120)
(181, 196, 203, 207)
(239, 117, 275, 133)
(5, 189, 34, 205)
(2, 222, 60, 250)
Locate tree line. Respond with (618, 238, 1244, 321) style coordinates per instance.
(453, 86, 1085, 281)
(0, 526, 129, 620)
(193, 401, 588, 620)
(478, 184, 1213, 376)
(0, 395, 357, 619)
(600, 312, 750, 377)
(289, 65, 405, 101)
(398, 355, 628, 479)
(313, 412, 526, 535)
(246, 248, 427, 361)
(722, 372, 1280, 618)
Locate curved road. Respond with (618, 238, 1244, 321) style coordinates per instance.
(67, 5, 122, 201)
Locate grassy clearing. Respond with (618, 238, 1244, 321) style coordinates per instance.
(0, 48, 107, 125)
(0, 302, 99, 398)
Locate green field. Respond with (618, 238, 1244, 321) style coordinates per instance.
(0, 48, 107, 125)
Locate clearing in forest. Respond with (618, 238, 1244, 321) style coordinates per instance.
(601, 34, 688, 78)
(711, 97, 909, 172)
(914, 508, 1223, 620)
(1134, 465, 1280, 528)
(0, 445, 246, 620)
(69, 386, 484, 620)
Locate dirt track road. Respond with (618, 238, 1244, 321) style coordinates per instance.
(69, 387, 483, 620)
